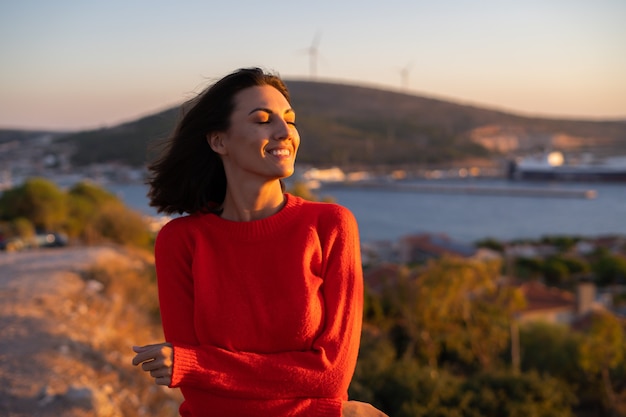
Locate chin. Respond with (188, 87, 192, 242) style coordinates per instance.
(276, 165, 295, 178)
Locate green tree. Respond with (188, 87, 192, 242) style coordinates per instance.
(578, 311, 625, 415)
(460, 371, 576, 417)
(592, 251, 626, 286)
(540, 235, 580, 252)
(402, 257, 522, 370)
(92, 202, 152, 248)
(6, 217, 36, 239)
(68, 180, 119, 205)
(0, 179, 153, 249)
(558, 255, 591, 276)
(66, 181, 121, 240)
(376, 359, 464, 417)
(362, 284, 386, 327)
(0, 177, 67, 230)
(542, 257, 570, 286)
(349, 326, 397, 406)
(520, 321, 582, 381)
(475, 237, 505, 252)
(514, 257, 544, 281)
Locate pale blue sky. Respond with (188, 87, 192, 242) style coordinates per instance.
(1, 0, 625, 130)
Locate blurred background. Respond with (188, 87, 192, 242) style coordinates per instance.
(1, 1, 626, 416)
(2, 0, 625, 129)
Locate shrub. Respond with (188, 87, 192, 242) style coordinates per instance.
(0, 177, 67, 230)
(0, 179, 153, 249)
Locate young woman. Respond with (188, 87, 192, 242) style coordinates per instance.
(132, 68, 386, 417)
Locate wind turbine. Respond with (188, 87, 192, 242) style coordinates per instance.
(398, 62, 413, 90)
(303, 32, 322, 79)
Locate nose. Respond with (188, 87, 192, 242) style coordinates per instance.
(273, 118, 292, 141)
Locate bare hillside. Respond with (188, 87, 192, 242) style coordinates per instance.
(0, 246, 181, 417)
(34, 80, 626, 168)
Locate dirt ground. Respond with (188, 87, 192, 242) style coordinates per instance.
(0, 246, 180, 417)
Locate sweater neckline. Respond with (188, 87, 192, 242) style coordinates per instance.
(202, 193, 304, 241)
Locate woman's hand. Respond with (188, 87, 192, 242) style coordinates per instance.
(342, 400, 389, 417)
(132, 343, 173, 386)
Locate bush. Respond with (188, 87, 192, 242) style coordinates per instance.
(542, 257, 570, 286)
(0, 177, 67, 230)
(0, 178, 153, 249)
(514, 257, 544, 280)
(520, 322, 582, 381)
(460, 371, 576, 417)
(92, 202, 152, 248)
(475, 237, 505, 252)
(592, 252, 626, 286)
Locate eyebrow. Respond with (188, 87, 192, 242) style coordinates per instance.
(248, 107, 295, 116)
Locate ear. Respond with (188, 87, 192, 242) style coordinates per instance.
(207, 133, 227, 155)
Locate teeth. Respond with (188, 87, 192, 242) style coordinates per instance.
(270, 149, 290, 156)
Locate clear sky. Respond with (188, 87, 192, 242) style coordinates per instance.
(1, 0, 625, 131)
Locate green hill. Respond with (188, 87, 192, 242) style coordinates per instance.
(45, 80, 626, 168)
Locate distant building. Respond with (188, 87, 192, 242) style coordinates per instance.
(516, 281, 604, 325)
(361, 240, 399, 265)
(363, 263, 409, 294)
(397, 233, 498, 264)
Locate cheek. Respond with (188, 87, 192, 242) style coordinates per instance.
(293, 131, 301, 150)
(231, 128, 263, 150)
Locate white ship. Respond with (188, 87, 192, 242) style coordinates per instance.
(508, 151, 626, 182)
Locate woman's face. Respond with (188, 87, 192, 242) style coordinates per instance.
(214, 85, 300, 183)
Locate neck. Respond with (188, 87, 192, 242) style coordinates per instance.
(220, 180, 285, 221)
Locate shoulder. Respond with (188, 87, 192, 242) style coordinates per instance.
(158, 214, 195, 236)
(287, 195, 359, 238)
(155, 213, 207, 247)
(289, 195, 356, 226)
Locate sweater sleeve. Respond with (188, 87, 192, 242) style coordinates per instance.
(155, 219, 200, 346)
(160, 208, 364, 402)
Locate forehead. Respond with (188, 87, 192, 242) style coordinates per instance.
(233, 85, 291, 112)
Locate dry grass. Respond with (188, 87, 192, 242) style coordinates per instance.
(72, 247, 183, 416)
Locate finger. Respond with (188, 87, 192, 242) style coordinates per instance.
(143, 358, 170, 372)
(132, 343, 169, 355)
(150, 367, 171, 378)
(155, 376, 171, 386)
(132, 345, 158, 355)
(132, 352, 152, 366)
(132, 343, 173, 366)
(140, 359, 157, 371)
(133, 346, 166, 364)
(133, 350, 159, 366)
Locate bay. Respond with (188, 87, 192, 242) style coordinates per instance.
(107, 179, 626, 244)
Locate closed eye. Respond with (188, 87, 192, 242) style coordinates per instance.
(249, 108, 296, 127)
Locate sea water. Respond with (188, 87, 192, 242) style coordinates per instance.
(108, 179, 626, 244)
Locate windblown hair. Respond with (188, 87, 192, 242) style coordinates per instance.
(146, 68, 291, 215)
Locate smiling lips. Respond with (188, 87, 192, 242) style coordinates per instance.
(268, 148, 291, 157)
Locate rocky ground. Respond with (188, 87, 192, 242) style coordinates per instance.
(0, 246, 182, 417)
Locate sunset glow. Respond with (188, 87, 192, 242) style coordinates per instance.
(1, 0, 625, 130)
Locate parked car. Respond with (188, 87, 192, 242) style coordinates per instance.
(33, 232, 68, 248)
(0, 232, 67, 252)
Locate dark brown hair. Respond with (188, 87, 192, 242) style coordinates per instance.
(146, 67, 291, 215)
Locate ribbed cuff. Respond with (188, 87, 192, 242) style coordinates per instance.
(315, 398, 342, 417)
(170, 344, 202, 388)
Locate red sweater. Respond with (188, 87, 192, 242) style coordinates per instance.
(155, 194, 363, 417)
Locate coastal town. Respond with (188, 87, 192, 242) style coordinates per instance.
(2, 130, 626, 415)
(2, 131, 626, 324)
